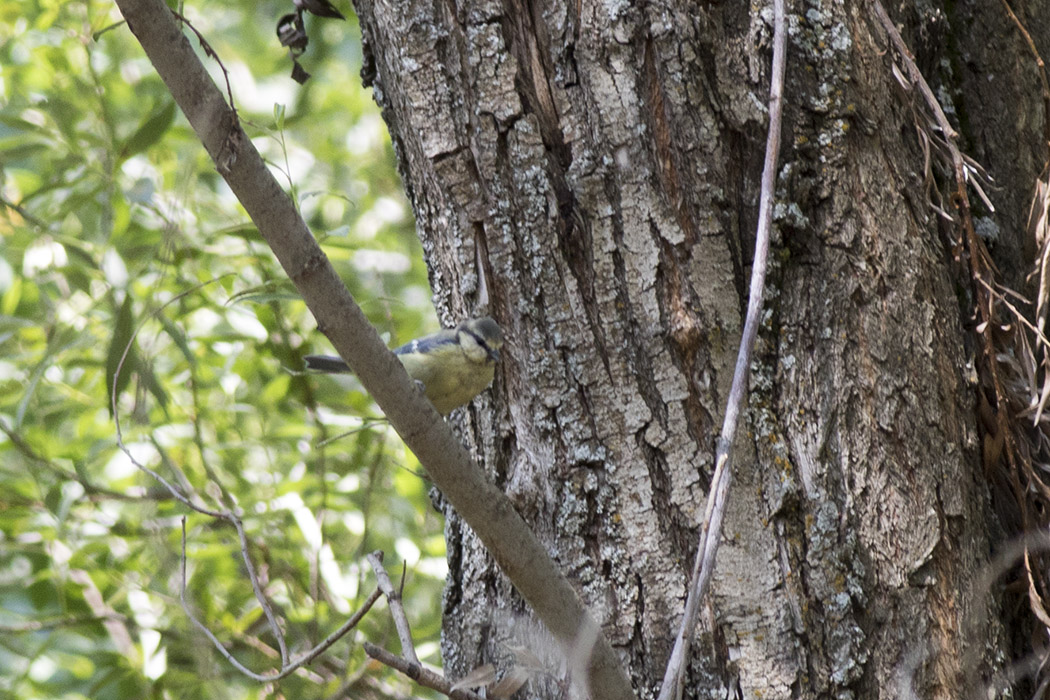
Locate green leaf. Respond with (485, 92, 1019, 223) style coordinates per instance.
(0, 140, 51, 169)
(105, 293, 136, 417)
(137, 360, 170, 414)
(158, 314, 195, 368)
(227, 283, 302, 305)
(260, 373, 291, 404)
(0, 4, 439, 696)
(118, 100, 176, 162)
(1, 276, 22, 315)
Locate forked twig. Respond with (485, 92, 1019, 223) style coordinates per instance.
(366, 551, 419, 665)
(111, 280, 380, 678)
(178, 519, 384, 681)
(111, 278, 290, 666)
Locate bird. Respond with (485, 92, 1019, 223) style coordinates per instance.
(304, 317, 504, 415)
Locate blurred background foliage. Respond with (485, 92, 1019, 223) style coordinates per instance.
(0, 1, 450, 698)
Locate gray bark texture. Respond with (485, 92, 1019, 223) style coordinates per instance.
(349, 0, 1047, 697)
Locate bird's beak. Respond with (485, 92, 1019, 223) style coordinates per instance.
(488, 347, 501, 362)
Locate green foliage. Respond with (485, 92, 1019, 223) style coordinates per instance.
(0, 2, 447, 698)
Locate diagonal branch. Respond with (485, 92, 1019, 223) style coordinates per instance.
(112, 0, 635, 696)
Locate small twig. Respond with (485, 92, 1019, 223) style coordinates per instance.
(169, 10, 238, 119)
(0, 418, 167, 502)
(872, 2, 958, 144)
(108, 275, 386, 677)
(0, 613, 129, 633)
(0, 195, 46, 228)
(314, 417, 389, 447)
(231, 515, 289, 664)
(657, 0, 787, 698)
(975, 277, 1050, 352)
(178, 518, 266, 679)
(366, 551, 419, 665)
(179, 519, 383, 681)
(291, 586, 383, 669)
(363, 642, 487, 700)
(110, 277, 290, 664)
(998, 0, 1050, 152)
(111, 276, 235, 515)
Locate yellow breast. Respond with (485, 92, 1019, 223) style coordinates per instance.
(398, 348, 496, 415)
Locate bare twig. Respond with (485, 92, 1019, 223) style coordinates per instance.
(363, 642, 487, 700)
(997, 0, 1050, 151)
(169, 10, 239, 124)
(111, 277, 235, 514)
(0, 614, 129, 633)
(110, 277, 292, 665)
(0, 195, 46, 228)
(178, 519, 383, 681)
(0, 418, 167, 502)
(657, 0, 787, 697)
(107, 274, 381, 678)
(364, 553, 541, 697)
(975, 277, 1050, 352)
(176, 518, 281, 679)
(292, 586, 383, 668)
(366, 551, 419, 665)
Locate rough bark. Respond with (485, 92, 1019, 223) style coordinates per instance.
(350, 0, 1041, 696)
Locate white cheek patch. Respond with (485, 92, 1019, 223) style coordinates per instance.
(459, 332, 489, 363)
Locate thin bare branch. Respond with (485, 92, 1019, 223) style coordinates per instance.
(109, 276, 293, 666)
(363, 642, 487, 700)
(231, 514, 290, 664)
(178, 519, 383, 681)
(111, 276, 234, 518)
(366, 551, 419, 665)
(976, 277, 1050, 353)
(998, 0, 1050, 151)
(178, 518, 276, 680)
(657, 0, 787, 697)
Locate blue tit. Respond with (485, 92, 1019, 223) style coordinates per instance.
(305, 317, 504, 415)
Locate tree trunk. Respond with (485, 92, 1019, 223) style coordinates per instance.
(350, 0, 1044, 696)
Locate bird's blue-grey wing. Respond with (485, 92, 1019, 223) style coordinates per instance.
(393, 333, 458, 356)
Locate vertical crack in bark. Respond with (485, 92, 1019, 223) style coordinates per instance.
(657, 237, 715, 486)
(501, 0, 570, 170)
(642, 35, 699, 248)
(497, 0, 618, 384)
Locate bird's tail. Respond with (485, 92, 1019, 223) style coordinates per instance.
(304, 355, 351, 373)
